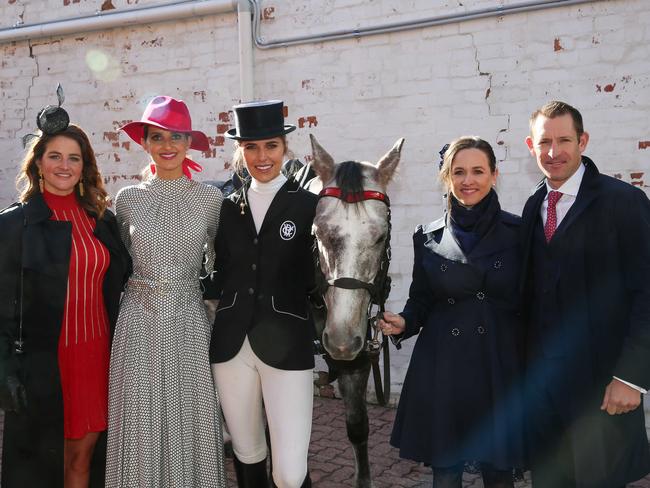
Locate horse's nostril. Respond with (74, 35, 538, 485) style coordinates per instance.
(353, 335, 363, 351)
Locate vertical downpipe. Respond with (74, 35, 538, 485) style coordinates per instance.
(238, 0, 255, 101)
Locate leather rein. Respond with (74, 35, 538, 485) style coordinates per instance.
(315, 186, 393, 405)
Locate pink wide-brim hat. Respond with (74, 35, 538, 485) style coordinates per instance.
(120, 96, 210, 152)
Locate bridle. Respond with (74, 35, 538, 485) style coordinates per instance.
(313, 186, 393, 405)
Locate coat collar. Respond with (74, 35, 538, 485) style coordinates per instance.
(421, 212, 517, 264)
(21, 193, 53, 224)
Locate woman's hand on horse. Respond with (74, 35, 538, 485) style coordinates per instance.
(379, 311, 406, 336)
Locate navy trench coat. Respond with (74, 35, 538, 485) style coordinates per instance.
(391, 208, 525, 470)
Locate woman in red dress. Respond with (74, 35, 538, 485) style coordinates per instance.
(0, 96, 130, 487)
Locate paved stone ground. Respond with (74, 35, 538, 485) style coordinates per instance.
(221, 396, 650, 488)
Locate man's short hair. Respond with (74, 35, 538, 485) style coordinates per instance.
(529, 101, 584, 137)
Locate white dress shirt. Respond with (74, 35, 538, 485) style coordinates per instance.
(540, 163, 647, 394)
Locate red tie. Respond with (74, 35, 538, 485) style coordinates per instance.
(544, 190, 562, 242)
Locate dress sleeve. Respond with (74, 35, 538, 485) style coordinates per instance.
(114, 187, 132, 252)
(203, 186, 224, 277)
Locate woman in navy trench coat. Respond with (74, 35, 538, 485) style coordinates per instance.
(380, 137, 525, 488)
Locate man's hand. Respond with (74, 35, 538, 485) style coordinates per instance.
(600, 378, 641, 415)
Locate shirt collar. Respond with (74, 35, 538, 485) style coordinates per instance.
(545, 160, 585, 198)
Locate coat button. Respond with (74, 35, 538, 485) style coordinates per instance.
(477, 325, 486, 335)
(440, 264, 448, 272)
(257, 294, 264, 301)
(451, 328, 460, 337)
(253, 238, 259, 245)
(447, 298, 455, 305)
(476, 291, 485, 300)
(494, 260, 502, 269)
(248, 288, 255, 295)
(251, 263, 257, 271)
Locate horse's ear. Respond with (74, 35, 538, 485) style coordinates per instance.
(310, 134, 335, 183)
(376, 138, 404, 186)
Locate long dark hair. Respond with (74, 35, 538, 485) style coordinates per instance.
(17, 124, 110, 218)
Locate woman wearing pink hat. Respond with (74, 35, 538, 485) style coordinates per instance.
(105, 96, 226, 487)
(207, 100, 317, 488)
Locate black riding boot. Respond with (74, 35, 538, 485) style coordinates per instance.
(233, 457, 268, 488)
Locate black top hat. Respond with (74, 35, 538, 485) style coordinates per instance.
(225, 100, 296, 141)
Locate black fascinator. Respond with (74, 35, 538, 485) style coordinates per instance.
(22, 84, 70, 148)
(438, 143, 450, 170)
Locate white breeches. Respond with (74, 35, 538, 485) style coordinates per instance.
(212, 336, 313, 488)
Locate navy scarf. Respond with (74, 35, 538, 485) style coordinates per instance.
(448, 189, 500, 253)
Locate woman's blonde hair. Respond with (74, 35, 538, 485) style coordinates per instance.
(17, 124, 110, 218)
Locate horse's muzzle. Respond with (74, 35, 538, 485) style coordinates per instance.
(322, 330, 364, 360)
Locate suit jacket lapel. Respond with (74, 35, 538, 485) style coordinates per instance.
(553, 158, 599, 239)
(231, 182, 259, 237)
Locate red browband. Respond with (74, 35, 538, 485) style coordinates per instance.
(319, 187, 390, 205)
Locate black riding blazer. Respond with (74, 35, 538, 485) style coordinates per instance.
(208, 178, 318, 370)
(0, 194, 130, 487)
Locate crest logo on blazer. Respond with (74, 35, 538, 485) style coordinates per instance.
(280, 221, 297, 240)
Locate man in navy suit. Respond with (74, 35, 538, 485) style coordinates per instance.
(521, 101, 650, 487)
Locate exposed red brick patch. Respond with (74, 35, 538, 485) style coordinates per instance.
(262, 6, 275, 20)
(604, 83, 616, 92)
(554, 38, 563, 51)
(113, 153, 121, 162)
(298, 116, 318, 129)
(283, 105, 288, 118)
(301, 79, 313, 90)
(613, 173, 622, 180)
(638, 141, 650, 149)
(8, 0, 17, 4)
(631, 172, 644, 179)
(215, 136, 225, 146)
(218, 112, 230, 122)
(121, 141, 130, 150)
(203, 149, 217, 159)
(217, 124, 230, 134)
(101, 0, 115, 11)
(103, 131, 119, 142)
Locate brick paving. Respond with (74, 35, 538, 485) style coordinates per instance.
(1, 399, 649, 487)
(222, 396, 650, 488)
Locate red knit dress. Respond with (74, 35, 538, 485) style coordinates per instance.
(43, 190, 111, 440)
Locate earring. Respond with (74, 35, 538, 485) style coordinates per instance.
(38, 168, 44, 193)
(78, 180, 84, 197)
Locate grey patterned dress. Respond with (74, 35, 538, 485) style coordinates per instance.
(106, 176, 226, 487)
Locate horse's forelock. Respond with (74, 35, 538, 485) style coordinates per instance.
(334, 161, 366, 200)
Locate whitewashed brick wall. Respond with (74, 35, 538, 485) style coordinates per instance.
(1, 0, 649, 415)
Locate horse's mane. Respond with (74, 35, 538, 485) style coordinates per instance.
(334, 161, 365, 200)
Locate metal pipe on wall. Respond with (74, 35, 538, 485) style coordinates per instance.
(249, 0, 599, 50)
(0, 0, 238, 44)
(238, 0, 255, 101)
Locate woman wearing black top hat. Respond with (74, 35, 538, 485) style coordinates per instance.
(379, 137, 525, 488)
(208, 100, 317, 488)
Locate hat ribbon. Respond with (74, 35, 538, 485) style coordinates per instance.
(149, 157, 203, 180)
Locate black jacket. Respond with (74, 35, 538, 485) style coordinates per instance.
(0, 194, 130, 488)
(521, 157, 650, 486)
(208, 178, 318, 370)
